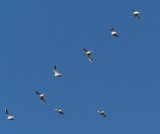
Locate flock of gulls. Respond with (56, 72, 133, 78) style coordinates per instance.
(4, 9, 141, 120)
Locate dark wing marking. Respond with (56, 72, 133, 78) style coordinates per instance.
(134, 14, 141, 20)
(113, 34, 119, 37)
(110, 28, 114, 31)
(53, 65, 57, 72)
(41, 96, 46, 104)
(132, 9, 136, 12)
(59, 111, 64, 114)
(5, 108, 10, 116)
(102, 113, 107, 118)
(87, 54, 93, 62)
(36, 91, 41, 95)
(84, 48, 88, 52)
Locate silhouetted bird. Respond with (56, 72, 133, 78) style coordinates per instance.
(110, 28, 119, 37)
(36, 91, 46, 104)
(132, 9, 141, 20)
(84, 48, 93, 62)
(5, 108, 14, 120)
(53, 65, 62, 77)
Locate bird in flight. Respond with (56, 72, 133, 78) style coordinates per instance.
(84, 48, 93, 62)
(110, 28, 119, 37)
(36, 91, 46, 104)
(5, 108, 14, 120)
(97, 110, 107, 118)
(132, 9, 141, 20)
(53, 65, 62, 77)
(54, 109, 64, 114)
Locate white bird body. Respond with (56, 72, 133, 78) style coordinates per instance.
(133, 11, 140, 15)
(54, 72, 61, 77)
(86, 51, 93, 54)
(98, 110, 105, 114)
(111, 31, 117, 35)
(7, 115, 14, 120)
(39, 94, 44, 97)
(54, 109, 64, 114)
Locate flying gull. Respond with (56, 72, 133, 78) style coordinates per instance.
(36, 91, 46, 104)
(54, 109, 64, 114)
(84, 48, 93, 62)
(5, 108, 14, 120)
(110, 28, 119, 37)
(53, 65, 62, 77)
(132, 9, 141, 20)
(97, 110, 107, 118)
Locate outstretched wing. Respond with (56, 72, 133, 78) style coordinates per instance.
(132, 9, 136, 12)
(134, 14, 141, 20)
(59, 111, 64, 114)
(41, 96, 46, 104)
(36, 91, 41, 96)
(110, 28, 114, 31)
(102, 113, 107, 118)
(5, 108, 10, 116)
(84, 48, 88, 52)
(87, 54, 93, 62)
(53, 65, 59, 73)
(113, 34, 119, 37)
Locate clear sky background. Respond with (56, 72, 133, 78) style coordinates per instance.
(0, 0, 160, 134)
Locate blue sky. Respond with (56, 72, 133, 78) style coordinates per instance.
(0, 0, 160, 133)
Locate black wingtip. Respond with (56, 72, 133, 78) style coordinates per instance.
(137, 17, 141, 20)
(114, 34, 119, 37)
(42, 100, 47, 104)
